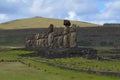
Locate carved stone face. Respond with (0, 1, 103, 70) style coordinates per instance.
(48, 24, 54, 33)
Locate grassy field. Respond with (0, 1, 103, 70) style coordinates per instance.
(34, 57, 120, 73)
(0, 62, 119, 80)
(0, 17, 99, 29)
(0, 47, 120, 80)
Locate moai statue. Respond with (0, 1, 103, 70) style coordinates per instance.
(35, 33, 39, 40)
(30, 34, 36, 48)
(36, 33, 40, 47)
(58, 30, 63, 48)
(44, 34, 48, 47)
(63, 20, 71, 48)
(41, 33, 45, 47)
(53, 31, 59, 48)
(37, 33, 42, 47)
(43, 34, 46, 47)
(35, 33, 40, 47)
(25, 36, 31, 48)
(29, 35, 34, 48)
(25, 34, 37, 49)
(48, 24, 54, 48)
(38, 33, 44, 47)
(70, 24, 77, 48)
(48, 24, 54, 33)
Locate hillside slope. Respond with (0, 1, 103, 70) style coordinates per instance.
(0, 17, 100, 29)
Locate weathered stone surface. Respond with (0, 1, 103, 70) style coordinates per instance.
(70, 32, 77, 47)
(48, 32, 54, 48)
(58, 35, 63, 48)
(48, 24, 54, 33)
(25, 20, 98, 59)
(24, 48, 98, 59)
(63, 34, 69, 48)
(69, 24, 77, 48)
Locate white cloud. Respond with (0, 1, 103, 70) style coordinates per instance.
(0, 14, 8, 20)
(65, 11, 83, 21)
(0, 14, 8, 23)
(28, 0, 100, 21)
(66, 11, 77, 20)
(91, 0, 120, 24)
(0, 0, 102, 23)
(30, 0, 43, 14)
(29, 0, 54, 17)
(7, 0, 17, 2)
(100, 0, 120, 19)
(7, 0, 26, 3)
(0, 0, 120, 24)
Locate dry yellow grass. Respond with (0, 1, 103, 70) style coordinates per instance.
(0, 17, 100, 29)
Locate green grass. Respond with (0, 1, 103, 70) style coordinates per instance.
(0, 49, 33, 60)
(97, 48, 120, 59)
(0, 62, 71, 80)
(32, 57, 120, 73)
(0, 48, 119, 80)
(0, 62, 119, 80)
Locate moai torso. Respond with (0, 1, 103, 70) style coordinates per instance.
(48, 24, 54, 48)
(44, 34, 48, 47)
(34, 33, 40, 47)
(63, 20, 71, 48)
(48, 32, 54, 48)
(37, 34, 41, 47)
(41, 33, 45, 47)
(63, 26, 70, 48)
(38, 38, 42, 47)
(58, 31, 63, 48)
(35, 33, 39, 40)
(53, 32, 59, 48)
(30, 34, 36, 48)
(69, 24, 77, 48)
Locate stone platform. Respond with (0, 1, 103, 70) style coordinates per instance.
(25, 47, 98, 59)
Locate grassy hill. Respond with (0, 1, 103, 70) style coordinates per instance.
(0, 17, 100, 29)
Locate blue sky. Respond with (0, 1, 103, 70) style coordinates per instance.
(0, 0, 120, 24)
